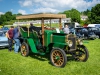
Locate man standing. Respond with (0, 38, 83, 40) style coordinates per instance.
(63, 25, 70, 34)
(7, 26, 14, 52)
(13, 26, 21, 53)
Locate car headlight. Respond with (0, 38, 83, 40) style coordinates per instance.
(67, 40, 73, 47)
(78, 39, 83, 45)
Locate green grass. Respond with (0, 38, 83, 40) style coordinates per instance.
(0, 39, 100, 75)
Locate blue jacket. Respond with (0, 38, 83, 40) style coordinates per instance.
(13, 27, 19, 39)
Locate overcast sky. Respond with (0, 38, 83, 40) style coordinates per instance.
(0, 0, 100, 15)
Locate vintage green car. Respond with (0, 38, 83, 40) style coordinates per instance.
(16, 13, 89, 68)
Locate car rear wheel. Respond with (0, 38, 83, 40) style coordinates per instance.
(21, 42, 29, 57)
(50, 48, 67, 68)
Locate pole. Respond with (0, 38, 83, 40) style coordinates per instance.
(41, 18, 44, 46)
(59, 18, 62, 30)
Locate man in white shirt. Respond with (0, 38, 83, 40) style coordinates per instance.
(63, 25, 70, 34)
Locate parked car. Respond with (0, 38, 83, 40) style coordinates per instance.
(94, 27, 100, 38)
(0, 31, 9, 48)
(85, 27, 99, 39)
(75, 27, 98, 39)
(69, 27, 75, 34)
(1, 27, 9, 33)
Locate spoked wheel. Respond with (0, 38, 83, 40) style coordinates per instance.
(75, 46, 89, 62)
(50, 48, 67, 68)
(21, 42, 29, 57)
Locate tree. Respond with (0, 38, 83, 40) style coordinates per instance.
(81, 9, 91, 15)
(12, 14, 16, 20)
(61, 8, 81, 23)
(5, 11, 13, 21)
(17, 13, 22, 16)
(89, 4, 100, 24)
(71, 9, 80, 23)
(0, 11, 16, 25)
(0, 15, 7, 25)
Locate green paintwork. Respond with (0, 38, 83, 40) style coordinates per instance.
(20, 27, 34, 38)
(20, 27, 68, 54)
(44, 30, 55, 46)
(55, 56, 60, 60)
(20, 27, 41, 46)
(20, 27, 45, 55)
(27, 38, 38, 53)
(52, 43, 66, 49)
(44, 30, 67, 49)
(27, 38, 45, 55)
(52, 33, 66, 43)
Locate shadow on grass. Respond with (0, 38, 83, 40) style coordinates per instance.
(29, 51, 76, 66)
(0, 47, 9, 50)
(29, 52, 50, 61)
(27, 52, 54, 66)
(0, 47, 15, 51)
(47, 56, 75, 66)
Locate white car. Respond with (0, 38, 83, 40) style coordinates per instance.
(0, 31, 9, 47)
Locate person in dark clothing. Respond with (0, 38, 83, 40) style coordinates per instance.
(29, 23, 36, 31)
(7, 26, 14, 52)
(13, 26, 21, 53)
(29, 23, 42, 34)
(29, 23, 43, 49)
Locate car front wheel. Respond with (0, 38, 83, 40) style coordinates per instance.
(50, 48, 67, 68)
(75, 46, 89, 62)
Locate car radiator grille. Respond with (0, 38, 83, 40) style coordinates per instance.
(68, 34, 76, 50)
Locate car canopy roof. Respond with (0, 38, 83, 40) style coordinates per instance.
(16, 13, 66, 20)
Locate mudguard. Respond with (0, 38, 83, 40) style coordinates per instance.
(27, 38, 38, 53)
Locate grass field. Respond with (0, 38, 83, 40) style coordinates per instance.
(0, 39, 100, 75)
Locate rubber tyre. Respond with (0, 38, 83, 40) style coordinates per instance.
(75, 46, 89, 62)
(21, 42, 29, 57)
(50, 48, 67, 68)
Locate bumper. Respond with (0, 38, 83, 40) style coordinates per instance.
(0, 43, 9, 47)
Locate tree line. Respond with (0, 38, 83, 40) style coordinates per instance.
(0, 12, 22, 26)
(60, 4, 100, 25)
(0, 4, 100, 26)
